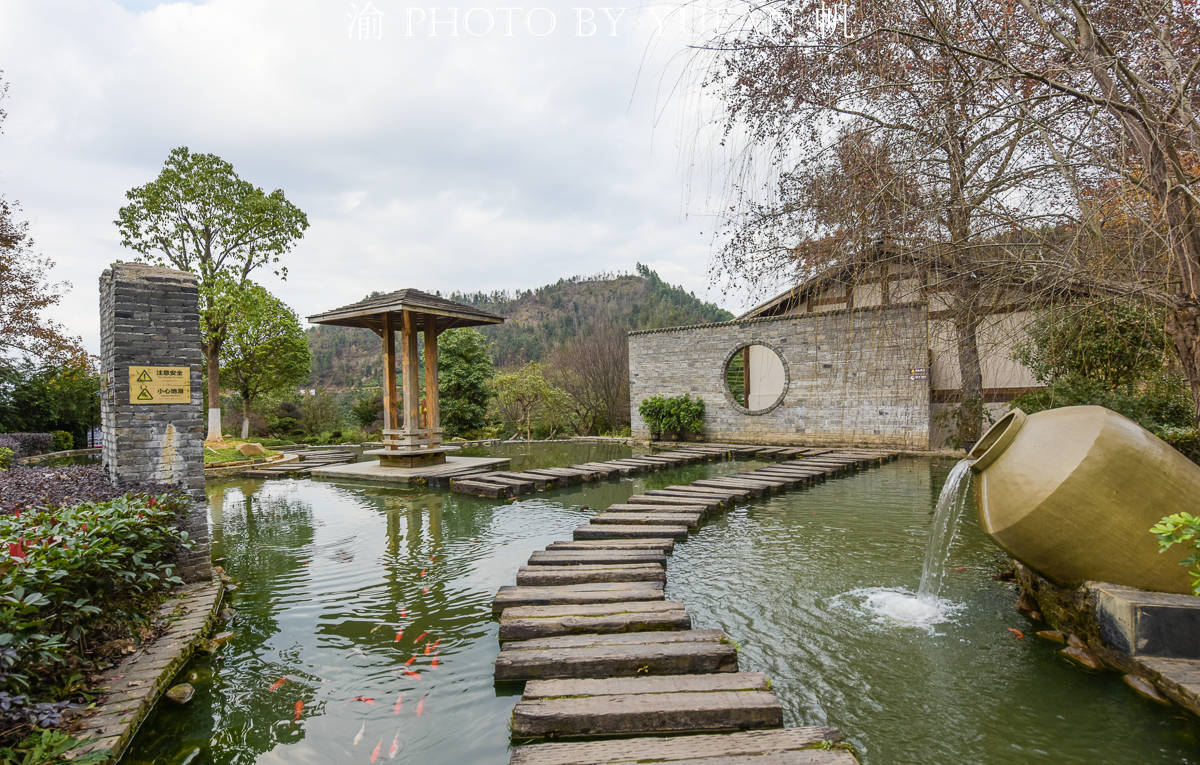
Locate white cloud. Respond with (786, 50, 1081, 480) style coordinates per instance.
(0, 0, 760, 355)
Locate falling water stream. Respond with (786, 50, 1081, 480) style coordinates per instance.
(850, 458, 975, 629)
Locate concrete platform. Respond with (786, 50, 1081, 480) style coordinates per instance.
(309, 455, 510, 485)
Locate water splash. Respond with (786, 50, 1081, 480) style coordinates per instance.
(917, 459, 975, 600)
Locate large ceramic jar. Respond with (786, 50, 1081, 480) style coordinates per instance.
(968, 405, 1198, 594)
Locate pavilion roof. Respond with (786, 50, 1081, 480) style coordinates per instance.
(307, 288, 505, 332)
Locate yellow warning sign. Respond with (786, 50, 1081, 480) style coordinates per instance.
(128, 366, 191, 405)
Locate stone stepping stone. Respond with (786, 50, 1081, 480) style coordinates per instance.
(509, 726, 856, 764)
(493, 471, 558, 489)
(573, 524, 688, 541)
(591, 513, 702, 531)
(494, 629, 737, 681)
(584, 461, 639, 476)
(573, 462, 623, 477)
(499, 600, 691, 641)
(732, 473, 798, 488)
(515, 563, 666, 586)
(547, 539, 675, 553)
(665, 484, 753, 499)
(451, 479, 513, 498)
(511, 672, 783, 738)
(692, 479, 769, 497)
(625, 495, 725, 509)
(607, 503, 710, 515)
(472, 474, 537, 493)
(527, 550, 668, 567)
(493, 582, 664, 615)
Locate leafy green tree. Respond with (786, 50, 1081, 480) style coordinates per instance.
(493, 362, 571, 439)
(1014, 302, 1170, 393)
(438, 328, 494, 437)
(115, 146, 308, 441)
(218, 285, 311, 439)
(0, 361, 100, 447)
(350, 390, 382, 431)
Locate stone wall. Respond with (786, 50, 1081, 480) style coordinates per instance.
(100, 262, 209, 580)
(628, 304, 930, 448)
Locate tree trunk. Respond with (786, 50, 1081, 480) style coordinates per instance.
(240, 396, 251, 440)
(204, 343, 222, 441)
(1166, 301, 1200, 427)
(954, 310, 986, 448)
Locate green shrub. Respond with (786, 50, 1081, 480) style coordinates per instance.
(49, 432, 72, 452)
(639, 395, 705, 439)
(1150, 425, 1200, 464)
(0, 448, 12, 471)
(1151, 512, 1200, 595)
(0, 494, 191, 698)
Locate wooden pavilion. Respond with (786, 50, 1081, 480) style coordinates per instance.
(308, 289, 504, 468)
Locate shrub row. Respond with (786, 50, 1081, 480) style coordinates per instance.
(638, 394, 706, 439)
(0, 434, 54, 459)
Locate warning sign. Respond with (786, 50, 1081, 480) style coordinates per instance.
(128, 366, 191, 405)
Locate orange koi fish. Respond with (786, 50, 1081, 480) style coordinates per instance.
(404, 670, 420, 679)
(269, 677, 287, 692)
(424, 644, 431, 655)
(414, 632, 428, 644)
(353, 696, 376, 705)
(392, 695, 403, 715)
(400, 610, 407, 618)
(431, 655, 439, 668)
(293, 699, 304, 721)
(430, 638, 441, 650)
(423, 588, 429, 594)
(416, 696, 425, 717)
(388, 732, 400, 759)
(404, 655, 416, 666)
(1007, 628, 1025, 639)
(394, 631, 404, 642)
(370, 738, 382, 763)
(419, 569, 427, 577)
(428, 556, 435, 562)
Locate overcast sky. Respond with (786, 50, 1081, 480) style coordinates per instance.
(0, 0, 770, 355)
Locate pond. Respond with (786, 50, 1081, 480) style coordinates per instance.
(122, 447, 1199, 764)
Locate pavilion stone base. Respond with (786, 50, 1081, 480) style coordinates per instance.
(366, 446, 459, 468)
(309, 455, 511, 486)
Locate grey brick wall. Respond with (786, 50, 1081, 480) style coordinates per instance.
(628, 304, 931, 448)
(100, 262, 209, 580)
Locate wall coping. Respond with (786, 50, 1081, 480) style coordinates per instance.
(626, 301, 925, 337)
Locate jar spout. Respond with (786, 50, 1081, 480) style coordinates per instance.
(968, 409, 1027, 472)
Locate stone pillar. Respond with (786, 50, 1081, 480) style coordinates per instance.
(100, 262, 209, 580)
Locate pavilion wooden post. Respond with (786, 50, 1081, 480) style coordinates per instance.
(381, 312, 397, 431)
(401, 311, 420, 433)
(424, 314, 440, 432)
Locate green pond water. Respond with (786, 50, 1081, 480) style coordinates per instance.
(123, 447, 1199, 764)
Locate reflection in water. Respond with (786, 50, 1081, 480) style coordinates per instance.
(125, 454, 1199, 765)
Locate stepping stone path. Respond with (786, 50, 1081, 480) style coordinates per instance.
(490, 444, 897, 763)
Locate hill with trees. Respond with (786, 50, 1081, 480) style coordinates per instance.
(306, 265, 733, 389)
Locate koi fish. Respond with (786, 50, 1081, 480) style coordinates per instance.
(953, 566, 968, 572)
(416, 696, 425, 717)
(400, 610, 407, 618)
(423, 588, 429, 594)
(419, 569, 426, 577)
(1007, 628, 1025, 639)
(353, 696, 376, 705)
(370, 738, 382, 763)
(430, 638, 441, 650)
(388, 732, 400, 759)
(370, 624, 383, 634)
(428, 556, 435, 562)
(269, 677, 287, 692)
(392, 695, 403, 715)
(414, 632, 428, 644)
(431, 655, 439, 668)
(353, 721, 365, 746)
(404, 670, 420, 679)
(405, 655, 416, 666)
(424, 644, 431, 655)
(394, 631, 404, 642)
(293, 699, 304, 722)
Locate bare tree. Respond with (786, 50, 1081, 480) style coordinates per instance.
(549, 321, 631, 434)
(703, 1, 1067, 442)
